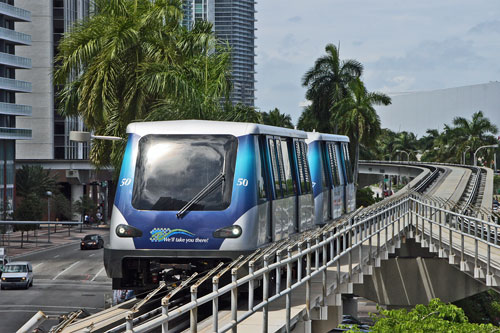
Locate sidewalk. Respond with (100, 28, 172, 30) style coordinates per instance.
(0, 224, 110, 258)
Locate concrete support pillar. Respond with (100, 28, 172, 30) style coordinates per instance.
(71, 184, 84, 221)
(310, 305, 342, 333)
(342, 296, 358, 318)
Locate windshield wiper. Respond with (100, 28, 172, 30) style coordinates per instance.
(176, 157, 226, 218)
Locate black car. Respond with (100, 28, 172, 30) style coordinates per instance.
(80, 234, 104, 250)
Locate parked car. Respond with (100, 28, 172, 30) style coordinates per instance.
(80, 234, 104, 250)
(328, 315, 371, 332)
(1, 261, 33, 289)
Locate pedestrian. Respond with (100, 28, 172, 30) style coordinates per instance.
(84, 214, 89, 224)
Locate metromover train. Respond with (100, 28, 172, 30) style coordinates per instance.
(103, 120, 355, 290)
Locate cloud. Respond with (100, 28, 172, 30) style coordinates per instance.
(352, 40, 363, 46)
(298, 100, 312, 107)
(468, 20, 500, 34)
(288, 16, 302, 23)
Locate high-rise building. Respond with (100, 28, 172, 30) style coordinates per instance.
(186, 0, 256, 106)
(15, 0, 109, 219)
(0, 0, 31, 217)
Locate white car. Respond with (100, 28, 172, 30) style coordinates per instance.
(1, 261, 33, 289)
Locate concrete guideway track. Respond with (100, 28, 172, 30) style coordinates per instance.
(26, 162, 496, 333)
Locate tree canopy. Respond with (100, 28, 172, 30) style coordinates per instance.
(54, 0, 232, 169)
(347, 299, 498, 332)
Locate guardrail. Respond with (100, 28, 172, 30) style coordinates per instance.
(410, 194, 500, 286)
(119, 195, 410, 333)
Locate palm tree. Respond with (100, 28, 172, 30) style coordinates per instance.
(333, 78, 391, 182)
(297, 105, 319, 131)
(302, 43, 363, 133)
(16, 165, 57, 199)
(262, 108, 293, 128)
(392, 131, 419, 161)
(451, 111, 498, 165)
(54, 0, 231, 169)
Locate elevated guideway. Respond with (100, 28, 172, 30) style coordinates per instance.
(21, 162, 498, 333)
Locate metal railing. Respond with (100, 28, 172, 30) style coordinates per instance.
(0, 52, 31, 69)
(0, 102, 32, 116)
(123, 196, 411, 333)
(0, 2, 31, 22)
(0, 77, 32, 93)
(410, 194, 500, 285)
(0, 27, 31, 45)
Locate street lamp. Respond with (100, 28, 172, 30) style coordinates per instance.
(46, 191, 52, 243)
(473, 144, 499, 166)
(462, 146, 471, 165)
(395, 150, 409, 162)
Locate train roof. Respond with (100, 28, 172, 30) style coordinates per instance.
(127, 120, 308, 139)
(306, 132, 350, 143)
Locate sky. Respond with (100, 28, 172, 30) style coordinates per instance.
(255, 1, 500, 126)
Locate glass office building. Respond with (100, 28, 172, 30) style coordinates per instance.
(186, 0, 256, 106)
(0, 0, 31, 217)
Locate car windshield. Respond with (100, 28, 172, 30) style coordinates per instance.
(83, 235, 97, 241)
(4, 264, 27, 273)
(132, 135, 237, 211)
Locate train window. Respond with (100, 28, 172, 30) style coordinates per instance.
(327, 143, 341, 187)
(342, 143, 354, 184)
(132, 135, 237, 211)
(301, 141, 312, 192)
(295, 141, 311, 194)
(268, 138, 282, 197)
(257, 137, 269, 201)
(279, 138, 296, 197)
(295, 141, 306, 193)
(320, 143, 329, 189)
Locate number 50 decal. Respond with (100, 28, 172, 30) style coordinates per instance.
(236, 178, 248, 186)
(120, 178, 132, 186)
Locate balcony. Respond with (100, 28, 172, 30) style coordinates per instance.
(0, 27, 31, 45)
(0, 102, 31, 116)
(0, 77, 32, 93)
(0, 52, 31, 69)
(0, 127, 31, 140)
(0, 2, 31, 22)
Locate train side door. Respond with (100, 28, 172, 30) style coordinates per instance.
(326, 142, 343, 219)
(294, 140, 314, 231)
(341, 142, 355, 212)
(266, 136, 298, 241)
(257, 136, 273, 245)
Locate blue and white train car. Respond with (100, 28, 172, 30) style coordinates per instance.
(306, 132, 356, 225)
(104, 120, 315, 290)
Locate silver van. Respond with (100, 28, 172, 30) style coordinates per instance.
(1, 261, 33, 289)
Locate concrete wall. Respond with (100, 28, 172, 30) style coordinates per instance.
(15, 0, 54, 159)
(354, 240, 488, 306)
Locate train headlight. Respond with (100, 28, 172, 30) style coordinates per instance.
(116, 224, 143, 238)
(213, 225, 242, 238)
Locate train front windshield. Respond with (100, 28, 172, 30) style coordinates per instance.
(132, 135, 237, 211)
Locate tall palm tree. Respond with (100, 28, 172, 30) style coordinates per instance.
(333, 78, 391, 182)
(262, 108, 293, 128)
(16, 165, 57, 199)
(302, 44, 363, 133)
(297, 105, 319, 132)
(451, 111, 498, 165)
(54, 0, 231, 169)
(392, 131, 419, 161)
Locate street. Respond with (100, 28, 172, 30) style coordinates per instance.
(0, 235, 111, 332)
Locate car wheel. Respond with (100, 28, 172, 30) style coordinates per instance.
(25, 282, 29, 289)
(1, 285, 4, 290)
(30, 280, 33, 287)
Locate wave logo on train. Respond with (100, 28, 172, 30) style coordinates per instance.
(150, 228, 195, 243)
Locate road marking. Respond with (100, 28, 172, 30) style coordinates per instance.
(33, 263, 43, 270)
(53, 255, 60, 258)
(91, 267, 106, 282)
(89, 253, 96, 257)
(52, 261, 81, 280)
